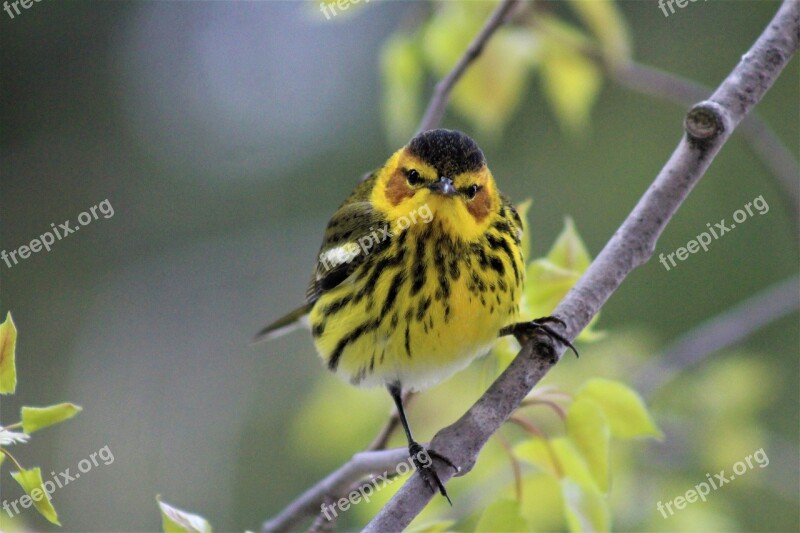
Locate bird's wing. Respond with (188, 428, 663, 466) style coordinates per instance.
(305, 198, 387, 304)
(253, 171, 385, 343)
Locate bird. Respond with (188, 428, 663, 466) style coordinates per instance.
(254, 128, 576, 503)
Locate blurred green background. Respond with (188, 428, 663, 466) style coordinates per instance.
(1, 1, 797, 531)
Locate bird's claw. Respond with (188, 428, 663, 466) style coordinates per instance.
(506, 316, 579, 358)
(409, 442, 458, 505)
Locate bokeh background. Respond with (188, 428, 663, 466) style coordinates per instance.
(1, 1, 797, 531)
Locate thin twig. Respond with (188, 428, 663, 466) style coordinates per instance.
(260, 447, 410, 532)
(494, 433, 523, 502)
(416, 0, 520, 134)
(519, 398, 567, 421)
(364, 2, 799, 530)
(635, 274, 800, 397)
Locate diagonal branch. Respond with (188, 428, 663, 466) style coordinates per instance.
(635, 274, 800, 397)
(416, 0, 520, 134)
(261, 447, 410, 532)
(364, 1, 799, 530)
(614, 61, 799, 226)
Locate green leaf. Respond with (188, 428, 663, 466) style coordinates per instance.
(22, 403, 83, 433)
(561, 478, 610, 532)
(515, 436, 597, 490)
(157, 496, 212, 533)
(519, 473, 567, 531)
(381, 34, 423, 146)
(551, 437, 596, 489)
(540, 37, 602, 134)
(475, 498, 528, 532)
(546, 216, 591, 272)
(525, 218, 603, 341)
(576, 378, 663, 440)
(1, 311, 18, 394)
(567, 0, 631, 66)
(566, 397, 610, 492)
(10, 466, 60, 525)
(514, 437, 560, 477)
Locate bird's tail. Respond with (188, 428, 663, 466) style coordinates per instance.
(252, 303, 312, 344)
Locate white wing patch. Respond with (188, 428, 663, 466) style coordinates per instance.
(319, 242, 361, 272)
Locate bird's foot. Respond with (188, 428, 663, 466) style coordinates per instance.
(501, 316, 579, 358)
(409, 441, 458, 505)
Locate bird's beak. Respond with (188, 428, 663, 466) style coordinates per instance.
(428, 176, 457, 196)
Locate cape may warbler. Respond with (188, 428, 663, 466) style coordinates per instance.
(256, 129, 575, 501)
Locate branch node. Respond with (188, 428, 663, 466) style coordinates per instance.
(684, 101, 726, 145)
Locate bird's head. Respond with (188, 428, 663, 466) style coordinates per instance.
(372, 129, 500, 241)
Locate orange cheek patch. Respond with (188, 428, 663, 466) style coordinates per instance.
(385, 170, 415, 206)
(467, 187, 492, 222)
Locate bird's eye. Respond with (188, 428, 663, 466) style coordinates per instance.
(466, 184, 481, 199)
(406, 169, 423, 186)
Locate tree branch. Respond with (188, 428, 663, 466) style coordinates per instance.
(636, 274, 800, 397)
(530, 11, 798, 223)
(364, 1, 799, 530)
(261, 447, 410, 532)
(614, 61, 799, 226)
(416, 0, 520, 134)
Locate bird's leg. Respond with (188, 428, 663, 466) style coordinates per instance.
(387, 383, 458, 505)
(500, 316, 579, 358)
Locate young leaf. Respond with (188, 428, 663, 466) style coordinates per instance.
(561, 478, 610, 533)
(10, 466, 60, 525)
(567, 0, 631, 66)
(525, 218, 604, 341)
(519, 474, 567, 531)
(157, 496, 212, 533)
(546, 216, 591, 272)
(22, 403, 83, 434)
(475, 498, 528, 532)
(516, 436, 597, 490)
(540, 38, 602, 134)
(566, 397, 610, 492)
(514, 437, 559, 478)
(550, 437, 596, 490)
(0, 311, 18, 394)
(576, 378, 663, 440)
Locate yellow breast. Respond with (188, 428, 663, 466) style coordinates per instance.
(309, 214, 523, 391)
